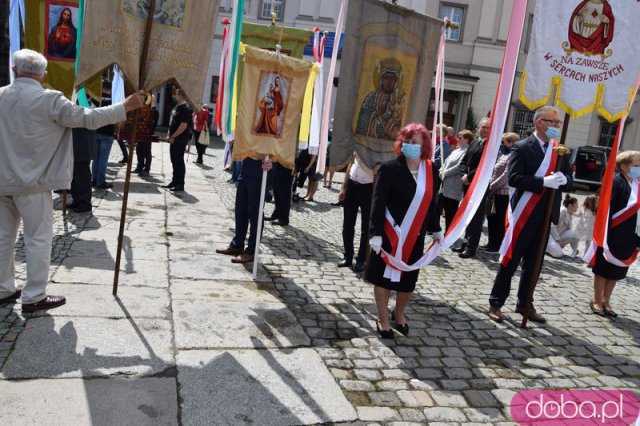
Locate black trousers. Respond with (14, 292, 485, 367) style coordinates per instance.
(463, 192, 486, 251)
(70, 160, 92, 209)
(117, 139, 129, 160)
(170, 138, 188, 187)
(442, 196, 460, 232)
(342, 179, 373, 262)
(231, 176, 261, 255)
(486, 193, 509, 249)
(136, 141, 152, 172)
(489, 217, 549, 309)
(271, 163, 293, 224)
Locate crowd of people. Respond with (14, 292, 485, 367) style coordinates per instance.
(1, 50, 639, 337)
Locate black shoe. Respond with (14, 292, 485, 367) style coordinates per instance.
(331, 201, 344, 207)
(140, 171, 150, 177)
(391, 311, 409, 336)
(170, 186, 184, 192)
(484, 246, 500, 254)
(91, 181, 97, 188)
(264, 216, 277, 222)
(22, 295, 66, 313)
(161, 182, 175, 189)
(338, 258, 352, 268)
(459, 249, 476, 259)
(133, 167, 143, 174)
(275, 220, 288, 227)
(376, 322, 395, 339)
(452, 244, 467, 253)
(66, 203, 78, 209)
(118, 158, 128, 164)
(96, 182, 113, 189)
(353, 261, 365, 273)
(589, 302, 606, 317)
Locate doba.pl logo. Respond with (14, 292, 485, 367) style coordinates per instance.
(511, 390, 640, 425)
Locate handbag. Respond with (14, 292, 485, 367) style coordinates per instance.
(197, 130, 210, 146)
(485, 191, 496, 216)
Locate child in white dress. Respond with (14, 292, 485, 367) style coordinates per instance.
(575, 194, 598, 255)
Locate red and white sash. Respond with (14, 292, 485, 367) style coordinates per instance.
(498, 140, 558, 267)
(381, 160, 433, 282)
(584, 179, 640, 267)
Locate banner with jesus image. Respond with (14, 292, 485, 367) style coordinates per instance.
(234, 45, 313, 170)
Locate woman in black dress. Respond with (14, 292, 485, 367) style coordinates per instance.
(591, 151, 640, 317)
(366, 123, 442, 338)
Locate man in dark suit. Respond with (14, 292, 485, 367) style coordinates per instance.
(488, 106, 572, 323)
(454, 118, 490, 258)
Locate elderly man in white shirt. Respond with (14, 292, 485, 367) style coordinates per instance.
(0, 49, 145, 313)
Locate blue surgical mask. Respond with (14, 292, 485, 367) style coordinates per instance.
(401, 143, 421, 160)
(545, 126, 560, 140)
(629, 166, 640, 180)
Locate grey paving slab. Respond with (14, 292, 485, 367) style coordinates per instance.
(171, 279, 280, 303)
(67, 238, 168, 261)
(0, 377, 178, 425)
(172, 300, 310, 349)
(166, 227, 236, 242)
(177, 349, 357, 425)
(169, 253, 270, 282)
(52, 257, 169, 288)
(29, 284, 170, 319)
(1, 316, 174, 379)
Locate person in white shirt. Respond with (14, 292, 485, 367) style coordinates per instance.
(0, 49, 145, 313)
(549, 195, 580, 258)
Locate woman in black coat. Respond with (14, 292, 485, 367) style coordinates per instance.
(366, 123, 442, 339)
(591, 151, 640, 317)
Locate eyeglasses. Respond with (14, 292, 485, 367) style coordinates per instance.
(540, 119, 562, 126)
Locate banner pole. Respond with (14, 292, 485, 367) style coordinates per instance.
(113, 0, 156, 295)
(520, 113, 571, 328)
(252, 156, 270, 280)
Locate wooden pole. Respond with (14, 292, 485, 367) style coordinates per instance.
(520, 113, 571, 328)
(113, 0, 156, 295)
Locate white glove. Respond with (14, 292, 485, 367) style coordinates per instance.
(543, 175, 559, 189)
(370, 236, 382, 254)
(553, 171, 567, 186)
(432, 231, 444, 242)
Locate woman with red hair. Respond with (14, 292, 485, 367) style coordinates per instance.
(366, 123, 443, 339)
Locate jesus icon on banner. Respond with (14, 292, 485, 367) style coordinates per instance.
(567, 0, 615, 57)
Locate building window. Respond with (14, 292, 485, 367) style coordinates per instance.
(599, 120, 619, 148)
(513, 108, 535, 139)
(440, 4, 464, 42)
(259, 0, 284, 20)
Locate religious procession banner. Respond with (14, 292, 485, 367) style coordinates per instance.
(242, 23, 311, 59)
(233, 45, 313, 170)
(23, 0, 100, 96)
(330, 0, 442, 169)
(520, 0, 640, 122)
(76, 0, 220, 104)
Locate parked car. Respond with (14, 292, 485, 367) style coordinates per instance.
(570, 145, 612, 191)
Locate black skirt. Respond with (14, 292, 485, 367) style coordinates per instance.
(592, 247, 629, 281)
(365, 234, 426, 293)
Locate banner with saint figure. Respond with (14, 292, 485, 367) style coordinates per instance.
(76, 0, 220, 104)
(330, 0, 441, 169)
(234, 45, 313, 170)
(520, 0, 640, 122)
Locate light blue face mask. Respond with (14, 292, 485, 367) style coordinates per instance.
(545, 126, 560, 140)
(401, 143, 421, 160)
(629, 166, 640, 181)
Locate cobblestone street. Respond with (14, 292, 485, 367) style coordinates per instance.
(1, 139, 639, 425)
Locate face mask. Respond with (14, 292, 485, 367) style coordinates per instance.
(629, 166, 640, 180)
(401, 143, 421, 160)
(545, 126, 560, 140)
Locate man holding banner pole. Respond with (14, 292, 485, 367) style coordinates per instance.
(488, 106, 572, 324)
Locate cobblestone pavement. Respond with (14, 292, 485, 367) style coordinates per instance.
(1, 139, 639, 424)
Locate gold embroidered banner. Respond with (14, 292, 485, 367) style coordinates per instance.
(76, 0, 220, 103)
(233, 45, 313, 169)
(330, 0, 441, 169)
